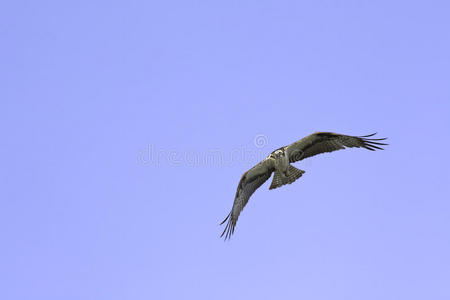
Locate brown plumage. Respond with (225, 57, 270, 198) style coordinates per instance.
(220, 132, 387, 240)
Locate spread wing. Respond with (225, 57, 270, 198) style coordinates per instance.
(220, 158, 274, 240)
(286, 132, 387, 163)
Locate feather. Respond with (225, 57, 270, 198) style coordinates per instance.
(220, 132, 388, 240)
(286, 132, 387, 163)
(220, 159, 274, 240)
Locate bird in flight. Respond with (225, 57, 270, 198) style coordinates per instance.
(220, 132, 387, 240)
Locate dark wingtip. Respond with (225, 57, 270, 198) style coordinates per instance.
(360, 132, 377, 137)
(360, 133, 388, 151)
(220, 213, 234, 240)
(220, 212, 231, 225)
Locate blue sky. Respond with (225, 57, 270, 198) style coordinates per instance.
(2, 1, 450, 299)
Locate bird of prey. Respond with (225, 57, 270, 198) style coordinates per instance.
(220, 132, 387, 240)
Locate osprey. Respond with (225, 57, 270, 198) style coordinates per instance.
(220, 132, 387, 240)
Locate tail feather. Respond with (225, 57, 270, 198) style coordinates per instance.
(269, 166, 305, 190)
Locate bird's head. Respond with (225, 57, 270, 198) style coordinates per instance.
(271, 148, 285, 159)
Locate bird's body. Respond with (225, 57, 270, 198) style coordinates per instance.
(271, 148, 289, 174)
(221, 132, 387, 240)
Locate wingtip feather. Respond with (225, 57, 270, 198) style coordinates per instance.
(220, 213, 231, 225)
(220, 213, 234, 240)
(358, 133, 388, 151)
(360, 132, 377, 137)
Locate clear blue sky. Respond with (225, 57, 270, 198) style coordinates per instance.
(2, 1, 450, 299)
